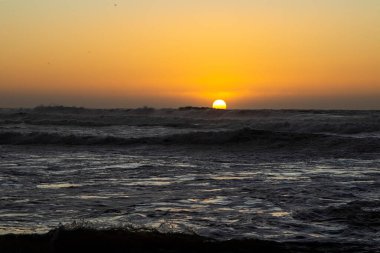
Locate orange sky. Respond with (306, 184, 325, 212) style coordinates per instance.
(1, 0, 379, 109)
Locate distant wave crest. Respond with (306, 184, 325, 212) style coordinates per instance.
(1, 128, 379, 153)
(2, 108, 380, 134)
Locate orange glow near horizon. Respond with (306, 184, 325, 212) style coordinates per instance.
(0, 1, 379, 109)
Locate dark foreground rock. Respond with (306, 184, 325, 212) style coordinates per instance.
(0, 228, 374, 253)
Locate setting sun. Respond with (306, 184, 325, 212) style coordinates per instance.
(212, 100, 227, 110)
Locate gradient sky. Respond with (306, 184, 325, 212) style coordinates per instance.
(1, 0, 379, 109)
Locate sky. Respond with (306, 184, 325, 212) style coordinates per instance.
(1, 0, 379, 109)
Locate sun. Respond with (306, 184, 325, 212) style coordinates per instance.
(212, 99, 227, 110)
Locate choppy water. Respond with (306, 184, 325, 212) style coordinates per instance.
(0, 108, 379, 248)
(1, 146, 379, 244)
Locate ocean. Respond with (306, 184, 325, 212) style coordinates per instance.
(0, 107, 379, 252)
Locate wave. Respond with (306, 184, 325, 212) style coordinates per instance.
(1, 116, 204, 128)
(1, 108, 380, 134)
(294, 200, 380, 227)
(0, 227, 374, 253)
(1, 128, 379, 153)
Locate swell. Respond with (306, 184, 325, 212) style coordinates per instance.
(294, 200, 380, 228)
(1, 108, 380, 134)
(0, 128, 379, 153)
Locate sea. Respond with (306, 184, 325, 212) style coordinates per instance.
(0, 107, 379, 251)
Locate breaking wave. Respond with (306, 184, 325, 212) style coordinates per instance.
(1, 128, 379, 153)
